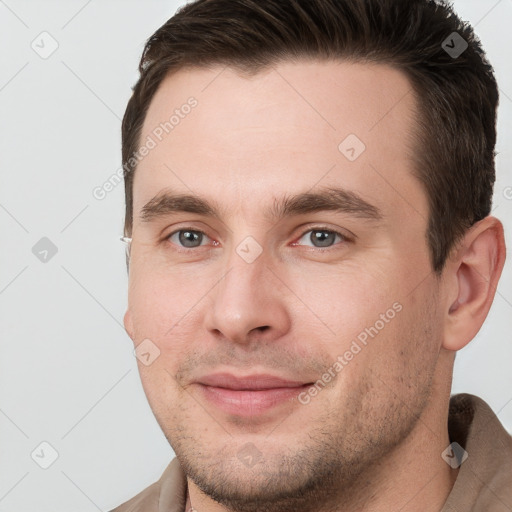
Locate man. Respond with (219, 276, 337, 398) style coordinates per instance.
(112, 0, 511, 510)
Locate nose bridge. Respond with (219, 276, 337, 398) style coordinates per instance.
(217, 241, 269, 314)
(204, 239, 290, 343)
(217, 227, 270, 298)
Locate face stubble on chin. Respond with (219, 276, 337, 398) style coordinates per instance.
(127, 61, 444, 512)
(140, 294, 440, 512)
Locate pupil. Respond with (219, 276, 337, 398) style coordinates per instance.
(312, 230, 334, 247)
(180, 230, 202, 247)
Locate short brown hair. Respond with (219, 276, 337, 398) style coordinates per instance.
(122, 0, 499, 273)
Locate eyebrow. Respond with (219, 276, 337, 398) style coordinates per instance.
(140, 186, 383, 224)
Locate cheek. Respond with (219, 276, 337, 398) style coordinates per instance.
(368, 289, 441, 385)
(311, 266, 436, 377)
(137, 364, 184, 436)
(292, 266, 398, 334)
(326, 300, 436, 416)
(128, 270, 209, 389)
(128, 263, 195, 340)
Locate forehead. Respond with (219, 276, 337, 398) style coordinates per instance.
(133, 60, 427, 225)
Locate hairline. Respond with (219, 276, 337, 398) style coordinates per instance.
(124, 54, 469, 276)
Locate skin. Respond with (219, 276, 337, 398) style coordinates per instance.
(124, 60, 505, 512)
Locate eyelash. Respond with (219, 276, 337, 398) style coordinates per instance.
(164, 226, 350, 252)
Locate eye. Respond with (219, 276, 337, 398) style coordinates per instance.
(293, 228, 348, 248)
(164, 226, 349, 251)
(166, 229, 213, 248)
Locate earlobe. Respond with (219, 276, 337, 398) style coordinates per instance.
(443, 217, 506, 351)
(124, 310, 135, 340)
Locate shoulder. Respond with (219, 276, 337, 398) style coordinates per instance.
(445, 393, 512, 510)
(108, 458, 186, 512)
(109, 480, 161, 512)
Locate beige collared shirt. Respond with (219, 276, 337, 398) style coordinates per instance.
(110, 394, 512, 512)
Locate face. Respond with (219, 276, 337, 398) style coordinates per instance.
(124, 60, 446, 510)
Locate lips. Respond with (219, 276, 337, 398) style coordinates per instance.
(197, 373, 308, 390)
(195, 373, 312, 417)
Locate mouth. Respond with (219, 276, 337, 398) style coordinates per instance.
(194, 373, 313, 416)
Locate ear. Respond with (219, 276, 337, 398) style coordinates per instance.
(443, 216, 506, 351)
(124, 310, 135, 341)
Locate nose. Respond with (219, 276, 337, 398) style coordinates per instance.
(203, 247, 291, 347)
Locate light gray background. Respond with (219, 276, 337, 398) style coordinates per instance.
(0, 1, 511, 510)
